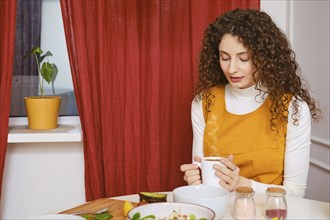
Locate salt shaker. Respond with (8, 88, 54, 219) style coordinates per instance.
(233, 187, 256, 220)
(264, 187, 287, 220)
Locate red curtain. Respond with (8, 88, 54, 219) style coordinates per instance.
(60, 0, 259, 200)
(0, 0, 17, 200)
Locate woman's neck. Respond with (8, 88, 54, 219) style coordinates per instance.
(225, 84, 268, 114)
(229, 84, 260, 98)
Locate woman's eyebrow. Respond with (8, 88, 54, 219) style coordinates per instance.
(219, 50, 250, 55)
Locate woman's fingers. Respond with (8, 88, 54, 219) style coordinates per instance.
(184, 169, 202, 185)
(190, 179, 202, 185)
(214, 161, 240, 191)
(181, 155, 240, 188)
(180, 163, 199, 172)
(193, 155, 202, 163)
(217, 171, 239, 191)
(180, 163, 201, 185)
(227, 154, 234, 162)
(220, 157, 237, 172)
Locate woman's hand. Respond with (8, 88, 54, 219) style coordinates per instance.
(180, 156, 202, 185)
(215, 154, 251, 191)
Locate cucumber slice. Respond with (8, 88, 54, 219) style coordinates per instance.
(139, 192, 167, 202)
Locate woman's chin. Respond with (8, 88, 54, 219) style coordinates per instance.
(229, 82, 255, 89)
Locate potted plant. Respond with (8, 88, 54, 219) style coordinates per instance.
(24, 46, 61, 130)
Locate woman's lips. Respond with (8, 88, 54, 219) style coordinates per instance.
(230, 76, 243, 83)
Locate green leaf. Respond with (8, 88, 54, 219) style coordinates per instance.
(189, 214, 196, 220)
(132, 212, 141, 220)
(51, 64, 58, 95)
(81, 214, 93, 219)
(94, 212, 113, 220)
(39, 51, 53, 63)
(31, 46, 43, 55)
(51, 64, 58, 82)
(41, 62, 55, 84)
(24, 46, 42, 60)
(141, 215, 156, 220)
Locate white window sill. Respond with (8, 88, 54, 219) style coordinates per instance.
(8, 116, 82, 143)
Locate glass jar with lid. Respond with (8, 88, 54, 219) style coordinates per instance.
(264, 187, 287, 220)
(233, 187, 256, 220)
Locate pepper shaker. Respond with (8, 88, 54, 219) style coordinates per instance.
(233, 187, 256, 220)
(264, 187, 287, 220)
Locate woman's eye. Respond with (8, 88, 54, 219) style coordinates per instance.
(220, 56, 230, 61)
(240, 57, 250, 62)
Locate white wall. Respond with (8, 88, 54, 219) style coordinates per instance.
(1, 0, 329, 218)
(1, 117, 85, 219)
(289, 0, 330, 202)
(1, 141, 85, 219)
(260, 0, 289, 35)
(261, 0, 330, 203)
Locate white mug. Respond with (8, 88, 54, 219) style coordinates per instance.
(194, 156, 225, 187)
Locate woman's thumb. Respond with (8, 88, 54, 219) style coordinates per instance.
(193, 155, 202, 163)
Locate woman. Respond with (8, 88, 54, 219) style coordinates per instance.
(180, 8, 320, 197)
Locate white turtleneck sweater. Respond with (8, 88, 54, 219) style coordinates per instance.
(191, 84, 311, 198)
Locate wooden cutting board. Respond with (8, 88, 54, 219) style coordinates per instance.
(60, 198, 137, 219)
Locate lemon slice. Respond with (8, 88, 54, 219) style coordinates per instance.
(123, 200, 134, 217)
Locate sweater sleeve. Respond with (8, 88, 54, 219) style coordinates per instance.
(252, 99, 311, 197)
(191, 99, 205, 161)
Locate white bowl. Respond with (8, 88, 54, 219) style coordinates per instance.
(127, 202, 215, 220)
(173, 185, 230, 219)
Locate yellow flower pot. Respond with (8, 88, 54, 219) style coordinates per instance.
(24, 96, 61, 130)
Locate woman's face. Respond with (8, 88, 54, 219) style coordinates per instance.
(218, 34, 257, 89)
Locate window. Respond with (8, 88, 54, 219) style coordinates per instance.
(10, 0, 78, 117)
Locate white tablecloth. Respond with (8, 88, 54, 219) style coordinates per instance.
(112, 191, 330, 219)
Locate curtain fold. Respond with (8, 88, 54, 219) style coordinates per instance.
(0, 0, 17, 200)
(60, 0, 259, 200)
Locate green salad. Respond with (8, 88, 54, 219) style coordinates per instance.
(131, 209, 207, 220)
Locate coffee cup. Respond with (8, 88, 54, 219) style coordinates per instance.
(194, 156, 225, 187)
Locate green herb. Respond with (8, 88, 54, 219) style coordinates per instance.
(141, 215, 156, 220)
(95, 212, 113, 220)
(198, 218, 207, 220)
(81, 214, 93, 219)
(189, 214, 196, 220)
(132, 212, 141, 220)
(81, 212, 112, 220)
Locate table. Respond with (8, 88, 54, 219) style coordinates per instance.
(61, 192, 330, 219)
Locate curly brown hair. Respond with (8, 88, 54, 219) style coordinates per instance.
(195, 8, 320, 129)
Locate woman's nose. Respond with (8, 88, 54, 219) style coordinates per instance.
(228, 60, 238, 74)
